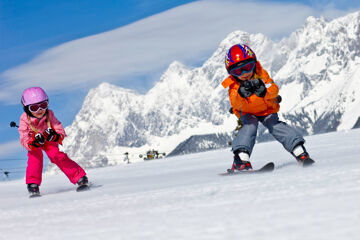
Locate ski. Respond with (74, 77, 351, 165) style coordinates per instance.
(28, 182, 95, 198)
(302, 158, 315, 167)
(76, 184, 90, 192)
(219, 162, 274, 176)
(76, 181, 94, 192)
(29, 192, 41, 198)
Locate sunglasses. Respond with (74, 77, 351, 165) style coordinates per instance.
(28, 101, 48, 113)
(229, 61, 256, 77)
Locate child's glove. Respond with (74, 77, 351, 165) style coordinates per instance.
(43, 128, 60, 142)
(251, 79, 267, 98)
(238, 80, 253, 98)
(29, 133, 45, 149)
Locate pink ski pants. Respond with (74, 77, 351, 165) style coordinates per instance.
(26, 142, 86, 185)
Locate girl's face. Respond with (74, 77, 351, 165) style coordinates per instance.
(27, 100, 48, 118)
(32, 109, 46, 118)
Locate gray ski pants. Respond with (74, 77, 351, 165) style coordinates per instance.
(232, 113, 305, 155)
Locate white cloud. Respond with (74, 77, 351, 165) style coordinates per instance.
(0, 140, 23, 157)
(0, 0, 359, 104)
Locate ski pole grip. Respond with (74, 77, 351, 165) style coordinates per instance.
(10, 121, 19, 128)
(275, 95, 282, 103)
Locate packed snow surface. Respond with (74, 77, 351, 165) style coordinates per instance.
(1, 129, 360, 240)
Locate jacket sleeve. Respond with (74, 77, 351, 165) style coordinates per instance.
(18, 114, 34, 151)
(255, 62, 279, 100)
(222, 77, 247, 119)
(228, 84, 247, 119)
(48, 110, 66, 143)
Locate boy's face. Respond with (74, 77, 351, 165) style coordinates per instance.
(237, 71, 253, 81)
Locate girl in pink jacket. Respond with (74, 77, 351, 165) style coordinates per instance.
(19, 87, 88, 196)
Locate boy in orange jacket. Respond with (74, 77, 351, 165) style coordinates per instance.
(222, 44, 314, 172)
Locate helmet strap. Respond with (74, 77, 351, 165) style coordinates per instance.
(253, 61, 257, 74)
(231, 75, 242, 82)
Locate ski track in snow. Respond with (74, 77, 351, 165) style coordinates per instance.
(1, 129, 360, 240)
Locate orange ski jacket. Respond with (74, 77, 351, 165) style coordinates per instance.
(221, 61, 280, 118)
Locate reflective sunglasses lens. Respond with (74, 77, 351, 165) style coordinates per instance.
(230, 68, 244, 77)
(230, 61, 255, 77)
(242, 62, 256, 71)
(28, 101, 48, 112)
(39, 101, 48, 109)
(29, 104, 40, 112)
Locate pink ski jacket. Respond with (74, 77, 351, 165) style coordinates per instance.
(19, 110, 66, 151)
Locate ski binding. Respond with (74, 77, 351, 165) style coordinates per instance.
(220, 162, 275, 176)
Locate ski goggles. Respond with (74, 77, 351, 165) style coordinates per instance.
(229, 61, 256, 77)
(28, 101, 48, 113)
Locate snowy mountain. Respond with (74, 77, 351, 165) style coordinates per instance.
(275, 13, 360, 133)
(48, 11, 360, 171)
(168, 132, 232, 156)
(3, 129, 360, 240)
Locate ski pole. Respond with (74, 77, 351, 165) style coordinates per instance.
(10, 121, 19, 128)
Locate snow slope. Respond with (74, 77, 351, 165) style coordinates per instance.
(1, 129, 360, 240)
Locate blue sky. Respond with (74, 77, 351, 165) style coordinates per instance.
(1, 0, 360, 180)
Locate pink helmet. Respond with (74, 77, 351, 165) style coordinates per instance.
(21, 87, 48, 106)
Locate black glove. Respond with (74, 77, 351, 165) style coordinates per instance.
(30, 133, 45, 148)
(43, 128, 60, 142)
(250, 79, 267, 98)
(238, 80, 253, 98)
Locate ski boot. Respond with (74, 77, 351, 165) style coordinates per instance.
(27, 183, 40, 197)
(227, 151, 253, 173)
(293, 145, 315, 166)
(296, 152, 315, 167)
(76, 175, 89, 192)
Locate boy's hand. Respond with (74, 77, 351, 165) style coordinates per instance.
(29, 133, 45, 148)
(251, 79, 267, 97)
(238, 80, 253, 98)
(43, 128, 60, 142)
